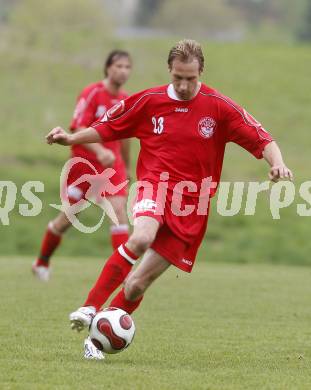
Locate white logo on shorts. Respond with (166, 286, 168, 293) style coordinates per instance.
(182, 258, 193, 266)
(133, 199, 157, 214)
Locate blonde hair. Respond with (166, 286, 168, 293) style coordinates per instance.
(168, 39, 204, 72)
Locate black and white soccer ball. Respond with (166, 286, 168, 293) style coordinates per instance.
(89, 308, 135, 354)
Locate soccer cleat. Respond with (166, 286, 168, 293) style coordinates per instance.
(84, 336, 105, 360)
(69, 306, 96, 332)
(32, 262, 50, 282)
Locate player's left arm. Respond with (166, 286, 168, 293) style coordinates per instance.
(262, 141, 293, 182)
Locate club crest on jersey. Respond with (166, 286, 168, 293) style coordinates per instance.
(198, 117, 216, 139)
(106, 100, 125, 120)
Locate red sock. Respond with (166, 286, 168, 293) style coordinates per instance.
(36, 223, 62, 267)
(84, 244, 139, 311)
(110, 288, 143, 314)
(110, 225, 129, 250)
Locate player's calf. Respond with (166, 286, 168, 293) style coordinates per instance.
(123, 248, 171, 301)
(124, 275, 147, 301)
(33, 220, 65, 275)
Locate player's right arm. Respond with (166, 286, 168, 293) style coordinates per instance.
(46, 126, 100, 145)
(46, 90, 148, 146)
(46, 126, 115, 166)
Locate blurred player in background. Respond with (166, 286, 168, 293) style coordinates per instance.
(46, 39, 293, 359)
(33, 50, 132, 281)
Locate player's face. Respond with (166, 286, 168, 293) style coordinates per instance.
(107, 56, 132, 86)
(170, 59, 201, 100)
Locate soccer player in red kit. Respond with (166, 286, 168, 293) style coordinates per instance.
(46, 39, 293, 357)
(33, 50, 132, 281)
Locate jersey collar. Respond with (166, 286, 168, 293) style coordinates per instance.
(167, 82, 201, 101)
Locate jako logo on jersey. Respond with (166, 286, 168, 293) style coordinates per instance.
(152, 116, 164, 134)
(198, 117, 216, 139)
(133, 199, 157, 214)
(175, 107, 188, 113)
(106, 100, 125, 120)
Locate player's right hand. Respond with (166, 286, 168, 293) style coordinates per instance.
(46, 126, 72, 146)
(96, 148, 116, 167)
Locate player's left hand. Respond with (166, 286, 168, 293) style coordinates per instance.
(269, 164, 293, 182)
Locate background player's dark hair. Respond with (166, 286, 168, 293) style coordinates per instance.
(103, 50, 131, 77)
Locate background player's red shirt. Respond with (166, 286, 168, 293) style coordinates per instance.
(91, 83, 273, 197)
(70, 81, 128, 165)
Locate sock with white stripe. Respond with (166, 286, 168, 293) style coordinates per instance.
(84, 244, 139, 311)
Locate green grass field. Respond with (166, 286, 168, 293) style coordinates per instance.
(1, 257, 311, 389)
(0, 38, 311, 389)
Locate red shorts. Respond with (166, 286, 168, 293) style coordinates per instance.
(64, 158, 128, 205)
(133, 184, 210, 273)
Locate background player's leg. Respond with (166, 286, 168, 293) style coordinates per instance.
(107, 195, 129, 250)
(83, 216, 160, 311)
(110, 249, 170, 313)
(35, 212, 71, 267)
(32, 212, 71, 281)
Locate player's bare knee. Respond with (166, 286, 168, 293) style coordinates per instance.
(127, 232, 155, 255)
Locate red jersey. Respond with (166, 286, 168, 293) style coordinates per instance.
(69, 81, 128, 165)
(91, 83, 273, 197)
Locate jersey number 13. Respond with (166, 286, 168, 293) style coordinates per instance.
(152, 116, 164, 134)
